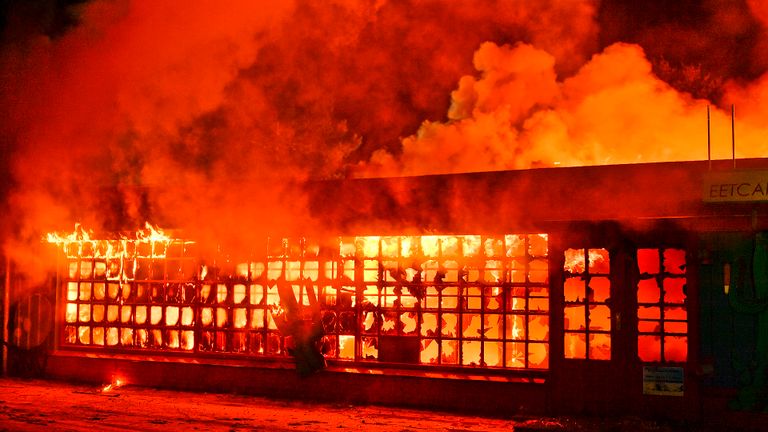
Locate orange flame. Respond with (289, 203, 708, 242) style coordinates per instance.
(100, 377, 124, 393)
(137, 222, 171, 242)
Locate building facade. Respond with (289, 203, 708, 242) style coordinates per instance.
(4, 159, 768, 419)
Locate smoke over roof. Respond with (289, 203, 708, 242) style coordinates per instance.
(2, 0, 768, 272)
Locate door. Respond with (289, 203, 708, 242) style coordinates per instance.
(630, 244, 694, 418)
(552, 241, 634, 414)
(551, 228, 693, 416)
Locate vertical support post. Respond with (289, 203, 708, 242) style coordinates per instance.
(3, 256, 10, 376)
(53, 248, 61, 352)
(731, 104, 736, 169)
(707, 105, 711, 170)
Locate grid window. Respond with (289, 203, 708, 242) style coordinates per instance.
(62, 237, 200, 352)
(563, 248, 611, 360)
(636, 248, 687, 363)
(55, 230, 550, 371)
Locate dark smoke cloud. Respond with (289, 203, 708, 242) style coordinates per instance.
(2, 0, 768, 276)
(599, 0, 765, 100)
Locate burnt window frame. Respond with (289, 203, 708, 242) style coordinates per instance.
(55, 233, 551, 372)
(562, 248, 613, 361)
(636, 247, 688, 364)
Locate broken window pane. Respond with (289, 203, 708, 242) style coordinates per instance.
(55, 233, 550, 371)
(563, 248, 611, 360)
(636, 248, 688, 363)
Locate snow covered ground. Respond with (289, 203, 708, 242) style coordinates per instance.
(0, 378, 746, 431)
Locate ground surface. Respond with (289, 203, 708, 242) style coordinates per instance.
(0, 378, 754, 431)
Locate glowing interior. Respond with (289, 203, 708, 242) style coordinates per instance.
(563, 248, 612, 360)
(636, 248, 688, 363)
(56, 232, 550, 370)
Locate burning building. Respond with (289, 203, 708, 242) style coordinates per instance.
(5, 0, 768, 424)
(2, 157, 767, 421)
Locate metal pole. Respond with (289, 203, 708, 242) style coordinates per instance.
(707, 105, 711, 170)
(731, 104, 736, 169)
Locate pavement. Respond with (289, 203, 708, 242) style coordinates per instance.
(0, 377, 753, 431)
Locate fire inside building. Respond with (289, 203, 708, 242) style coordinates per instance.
(2, 158, 768, 420)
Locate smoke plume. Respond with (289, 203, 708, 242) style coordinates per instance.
(2, 0, 768, 275)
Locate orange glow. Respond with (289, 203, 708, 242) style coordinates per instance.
(422, 237, 440, 257)
(637, 249, 660, 274)
(52, 231, 550, 370)
(636, 248, 688, 363)
(564, 247, 611, 360)
(137, 222, 171, 246)
(565, 333, 586, 359)
(506, 343, 525, 368)
(101, 377, 125, 393)
(362, 337, 378, 359)
(339, 335, 355, 360)
(462, 341, 482, 366)
(420, 339, 438, 364)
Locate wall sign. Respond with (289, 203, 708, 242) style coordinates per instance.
(703, 170, 768, 202)
(642, 366, 684, 396)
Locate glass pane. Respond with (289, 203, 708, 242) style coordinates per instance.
(529, 259, 548, 283)
(564, 277, 585, 302)
(462, 341, 482, 365)
(564, 305, 585, 330)
(420, 339, 439, 364)
(637, 278, 660, 303)
(92, 327, 104, 346)
(590, 277, 611, 302)
(67, 282, 77, 301)
(442, 313, 458, 337)
(505, 235, 526, 257)
(505, 342, 526, 368)
(401, 312, 418, 334)
(483, 341, 503, 367)
(589, 333, 611, 360)
(664, 306, 687, 321)
(664, 321, 687, 334)
(338, 335, 355, 360)
(663, 278, 687, 304)
(588, 305, 611, 331)
(529, 234, 548, 257)
(528, 315, 549, 341)
(638, 335, 661, 362)
(638, 320, 660, 333)
(588, 249, 610, 274)
(441, 340, 458, 364)
(165, 306, 179, 326)
(92, 305, 104, 323)
(663, 249, 686, 274)
(421, 313, 438, 336)
(78, 304, 90, 323)
(65, 303, 77, 323)
(664, 336, 687, 362)
(564, 249, 585, 274)
(564, 332, 586, 359)
(637, 249, 660, 274)
(462, 314, 482, 338)
(79, 282, 91, 301)
(529, 342, 549, 368)
(506, 315, 525, 340)
(484, 314, 502, 339)
(638, 306, 660, 320)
